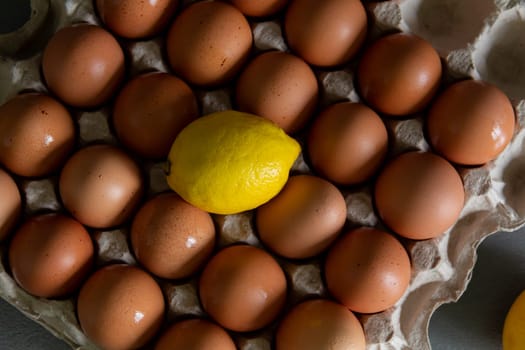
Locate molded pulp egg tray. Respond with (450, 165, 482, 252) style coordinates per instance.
(1, 0, 525, 349)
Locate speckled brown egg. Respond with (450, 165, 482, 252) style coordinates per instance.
(276, 299, 366, 350)
(155, 318, 236, 350)
(199, 244, 287, 332)
(77, 264, 165, 350)
(0, 168, 21, 241)
(229, 0, 288, 17)
(357, 33, 442, 117)
(325, 227, 411, 313)
(0, 93, 75, 177)
(256, 174, 347, 259)
(59, 144, 144, 229)
(374, 151, 465, 240)
(8, 213, 94, 298)
(96, 0, 179, 39)
(113, 72, 199, 159)
(166, 1, 252, 86)
(42, 24, 125, 108)
(284, 0, 367, 67)
(236, 50, 319, 133)
(131, 192, 215, 279)
(307, 102, 388, 185)
(427, 79, 515, 166)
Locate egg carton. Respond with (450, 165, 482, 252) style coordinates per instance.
(1, 0, 525, 349)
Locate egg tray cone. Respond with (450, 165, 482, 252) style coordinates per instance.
(1, 0, 525, 349)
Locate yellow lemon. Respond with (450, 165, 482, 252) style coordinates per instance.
(166, 110, 301, 214)
(503, 290, 525, 350)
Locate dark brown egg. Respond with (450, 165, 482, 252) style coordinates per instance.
(256, 174, 347, 259)
(155, 319, 236, 350)
(374, 151, 465, 240)
(307, 102, 388, 185)
(229, 0, 287, 17)
(77, 264, 165, 350)
(199, 245, 287, 332)
(8, 213, 94, 298)
(276, 299, 366, 350)
(96, 0, 179, 39)
(236, 51, 319, 133)
(113, 72, 199, 159)
(42, 24, 125, 108)
(131, 192, 216, 279)
(427, 79, 515, 165)
(0, 93, 75, 177)
(357, 33, 442, 117)
(324, 227, 411, 313)
(284, 0, 367, 67)
(59, 144, 144, 229)
(0, 168, 21, 241)
(166, 1, 252, 86)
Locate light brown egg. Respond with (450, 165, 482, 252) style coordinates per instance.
(42, 24, 125, 108)
(199, 245, 287, 332)
(0, 93, 75, 177)
(0, 168, 21, 241)
(236, 51, 319, 133)
(307, 102, 388, 185)
(229, 0, 288, 17)
(284, 0, 367, 67)
(131, 192, 215, 279)
(276, 299, 366, 350)
(8, 213, 94, 298)
(357, 33, 442, 117)
(374, 151, 465, 240)
(59, 144, 144, 229)
(324, 227, 411, 314)
(256, 175, 347, 259)
(155, 318, 236, 350)
(77, 264, 165, 350)
(427, 80, 515, 165)
(96, 0, 179, 39)
(113, 72, 199, 159)
(166, 1, 252, 86)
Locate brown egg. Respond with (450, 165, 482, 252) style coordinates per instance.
(427, 80, 515, 166)
(42, 24, 125, 108)
(0, 168, 21, 241)
(8, 213, 94, 298)
(113, 72, 199, 159)
(166, 1, 252, 86)
(59, 144, 144, 228)
(307, 102, 388, 185)
(284, 0, 367, 67)
(229, 0, 288, 17)
(236, 51, 319, 133)
(155, 318, 236, 350)
(374, 151, 465, 240)
(276, 299, 366, 350)
(0, 93, 75, 177)
(256, 175, 347, 259)
(96, 0, 179, 39)
(199, 244, 287, 332)
(77, 264, 165, 350)
(324, 227, 411, 313)
(131, 192, 216, 279)
(357, 33, 442, 117)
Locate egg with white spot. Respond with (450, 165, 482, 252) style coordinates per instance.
(131, 192, 216, 279)
(77, 264, 165, 350)
(0, 93, 75, 177)
(199, 245, 287, 332)
(427, 79, 515, 165)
